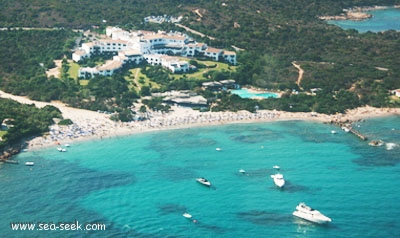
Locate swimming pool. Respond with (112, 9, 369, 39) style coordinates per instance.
(230, 88, 279, 99)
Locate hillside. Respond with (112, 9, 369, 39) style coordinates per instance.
(0, 0, 399, 113)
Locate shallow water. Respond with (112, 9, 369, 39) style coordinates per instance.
(328, 8, 400, 32)
(1, 116, 399, 237)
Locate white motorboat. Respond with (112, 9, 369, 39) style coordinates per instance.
(216, 147, 222, 151)
(182, 213, 192, 219)
(25, 162, 34, 166)
(239, 169, 246, 174)
(57, 147, 67, 152)
(270, 173, 285, 188)
(341, 126, 350, 133)
(368, 140, 384, 147)
(292, 202, 332, 224)
(196, 177, 211, 187)
(271, 166, 285, 188)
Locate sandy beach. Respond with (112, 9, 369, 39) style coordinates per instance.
(1, 90, 399, 151)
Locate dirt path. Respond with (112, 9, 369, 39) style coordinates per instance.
(46, 60, 63, 78)
(193, 9, 203, 18)
(133, 68, 141, 90)
(175, 23, 215, 40)
(292, 62, 304, 91)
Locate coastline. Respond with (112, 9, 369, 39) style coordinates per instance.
(1, 90, 399, 152)
(319, 11, 371, 21)
(318, 5, 398, 21)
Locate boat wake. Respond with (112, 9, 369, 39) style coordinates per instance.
(385, 142, 398, 150)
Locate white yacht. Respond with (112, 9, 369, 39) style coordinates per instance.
(25, 162, 34, 166)
(270, 173, 285, 188)
(292, 202, 332, 224)
(196, 177, 211, 187)
(270, 166, 285, 188)
(182, 213, 192, 219)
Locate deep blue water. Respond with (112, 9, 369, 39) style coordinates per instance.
(328, 8, 400, 32)
(1, 116, 399, 237)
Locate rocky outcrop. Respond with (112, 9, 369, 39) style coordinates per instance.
(0, 146, 22, 163)
(319, 11, 372, 21)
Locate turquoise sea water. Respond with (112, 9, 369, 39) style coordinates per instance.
(1, 116, 399, 237)
(328, 8, 400, 32)
(231, 89, 279, 99)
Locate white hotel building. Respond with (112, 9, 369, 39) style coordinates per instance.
(73, 26, 237, 78)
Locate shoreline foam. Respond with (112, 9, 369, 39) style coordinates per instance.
(1, 90, 399, 152)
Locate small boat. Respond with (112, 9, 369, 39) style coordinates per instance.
(270, 173, 285, 188)
(25, 162, 34, 166)
(368, 140, 384, 147)
(271, 166, 285, 188)
(341, 126, 350, 133)
(182, 213, 192, 219)
(57, 147, 67, 152)
(239, 169, 246, 174)
(196, 177, 211, 187)
(331, 130, 337, 134)
(292, 202, 332, 224)
(216, 147, 222, 151)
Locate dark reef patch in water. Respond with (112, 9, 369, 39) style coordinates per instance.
(55, 163, 135, 200)
(243, 168, 275, 178)
(352, 144, 400, 166)
(158, 203, 228, 234)
(229, 130, 282, 144)
(237, 210, 292, 225)
(158, 203, 187, 215)
(149, 129, 218, 150)
(195, 222, 228, 234)
(230, 134, 265, 144)
(352, 155, 399, 166)
(155, 165, 195, 181)
(271, 182, 311, 193)
(150, 136, 217, 151)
